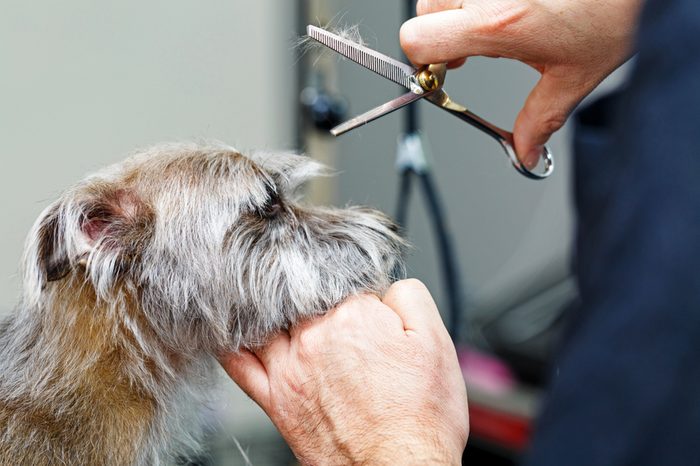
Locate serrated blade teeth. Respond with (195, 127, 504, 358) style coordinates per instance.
(307, 25, 417, 90)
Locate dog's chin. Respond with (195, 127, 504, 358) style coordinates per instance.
(212, 202, 408, 349)
(319, 257, 403, 308)
(233, 286, 396, 351)
(299, 234, 406, 318)
(224, 245, 405, 350)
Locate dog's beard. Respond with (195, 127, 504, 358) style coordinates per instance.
(138, 204, 405, 352)
(228, 205, 405, 348)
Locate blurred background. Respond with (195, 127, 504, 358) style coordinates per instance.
(0, 1, 626, 464)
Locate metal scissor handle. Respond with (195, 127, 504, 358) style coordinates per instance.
(427, 89, 554, 179)
(420, 63, 553, 179)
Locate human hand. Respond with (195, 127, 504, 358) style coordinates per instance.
(400, 0, 643, 168)
(219, 279, 468, 465)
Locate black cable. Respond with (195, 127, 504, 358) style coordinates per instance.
(418, 172, 464, 341)
(404, 0, 419, 134)
(295, 0, 309, 151)
(394, 165, 466, 341)
(395, 169, 413, 228)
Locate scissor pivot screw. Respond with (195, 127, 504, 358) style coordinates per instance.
(418, 70, 439, 92)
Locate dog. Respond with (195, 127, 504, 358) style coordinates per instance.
(0, 142, 405, 465)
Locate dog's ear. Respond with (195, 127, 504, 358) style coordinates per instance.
(22, 186, 152, 304)
(76, 187, 154, 290)
(44, 216, 71, 282)
(21, 201, 71, 306)
(30, 202, 71, 283)
(79, 188, 149, 251)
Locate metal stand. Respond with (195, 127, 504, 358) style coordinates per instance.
(393, 0, 467, 341)
(394, 132, 466, 341)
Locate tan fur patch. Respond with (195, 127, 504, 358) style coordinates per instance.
(0, 280, 157, 465)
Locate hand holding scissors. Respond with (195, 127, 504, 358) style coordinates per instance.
(307, 25, 554, 180)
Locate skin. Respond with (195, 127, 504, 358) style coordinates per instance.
(220, 280, 468, 465)
(220, 1, 645, 463)
(400, 0, 643, 168)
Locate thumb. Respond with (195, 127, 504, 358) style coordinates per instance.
(513, 71, 585, 168)
(382, 279, 445, 335)
(218, 349, 270, 409)
(400, 7, 526, 65)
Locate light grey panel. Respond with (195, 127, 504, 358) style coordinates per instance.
(0, 0, 297, 314)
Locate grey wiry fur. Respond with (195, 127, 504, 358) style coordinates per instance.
(0, 142, 405, 465)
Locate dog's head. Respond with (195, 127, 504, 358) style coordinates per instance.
(22, 142, 405, 352)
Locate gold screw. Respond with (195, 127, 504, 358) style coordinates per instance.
(417, 69, 439, 91)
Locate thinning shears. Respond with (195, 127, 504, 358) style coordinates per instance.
(307, 25, 554, 180)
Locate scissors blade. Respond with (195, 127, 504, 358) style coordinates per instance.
(307, 25, 421, 92)
(331, 91, 426, 136)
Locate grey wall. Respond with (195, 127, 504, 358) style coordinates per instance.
(0, 0, 297, 314)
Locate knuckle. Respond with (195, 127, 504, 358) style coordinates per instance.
(399, 20, 423, 59)
(335, 295, 387, 328)
(417, 0, 456, 15)
(335, 293, 373, 314)
(472, 2, 529, 36)
(297, 327, 323, 354)
(539, 111, 568, 135)
(393, 278, 428, 294)
(333, 303, 358, 326)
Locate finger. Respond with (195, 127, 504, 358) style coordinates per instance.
(416, 0, 463, 16)
(447, 57, 467, 69)
(287, 296, 378, 339)
(335, 293, 401, 325)
(401, 8, 526, 65)
(382, 279, 444, 333)
(289, 294, 394, 344)
(513, 72, 583, 168)
(252, 330, 291, 370)
(328, 293, 399, 328)
(219, 349, 270, 407)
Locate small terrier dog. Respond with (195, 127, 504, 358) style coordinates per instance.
(0, 142, 404, 465)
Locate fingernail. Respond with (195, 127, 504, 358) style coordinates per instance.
(522, 145, 543, 171)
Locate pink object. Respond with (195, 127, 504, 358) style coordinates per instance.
(457, 346, 517, 395)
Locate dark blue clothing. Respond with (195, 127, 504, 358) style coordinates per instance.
(524, 0, 700, 464)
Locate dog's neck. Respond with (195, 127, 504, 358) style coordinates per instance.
(4, 278, 165, 389)
(0, 277, 209, 465)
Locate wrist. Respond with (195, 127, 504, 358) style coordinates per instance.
(355, 434, 463, 466)
(359, 448, 461, 466)
(290, 418, 464, 466)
